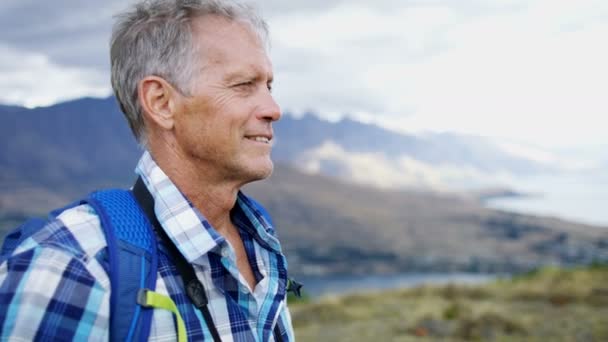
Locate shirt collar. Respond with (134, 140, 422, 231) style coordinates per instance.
(233, 192, 283, 254)
(135, 151, 282, 264)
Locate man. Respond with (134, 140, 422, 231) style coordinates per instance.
(0, 0, 294, 340)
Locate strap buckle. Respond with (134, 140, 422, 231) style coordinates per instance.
(137, 288, 152, 307)
(287, 278, 303, 298)
(186, 280, 208, 309)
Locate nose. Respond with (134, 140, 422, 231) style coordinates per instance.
(256, 91, 281, 122)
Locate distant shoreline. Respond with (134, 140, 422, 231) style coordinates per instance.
(473, 187, 537, 203)
(298, 272, 499, 299)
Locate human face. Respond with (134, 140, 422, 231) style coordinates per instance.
(172, 16, 281, 184)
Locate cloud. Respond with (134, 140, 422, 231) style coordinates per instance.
(269, 3, 458, 118)
(0, 44, 110, 108)
(0, 1, 131, 107)
(378, 1, 608, 147)
(495, 141, 595, 171)
(266, 0, 608, 148)
(0, 1, 127, 68)
(1, 0, 606, 149)
(298, 140, 445, 190)
(297, 140, 516, 190)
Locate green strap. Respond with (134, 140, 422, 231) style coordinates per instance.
(137, 289, 187, 342)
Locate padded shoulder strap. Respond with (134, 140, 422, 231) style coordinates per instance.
(1, 201, 84, 261)
(0, 218, 46, 261)
(87, 189, 158, 342)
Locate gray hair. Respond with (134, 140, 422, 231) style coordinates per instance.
(110, 0, 269, 144)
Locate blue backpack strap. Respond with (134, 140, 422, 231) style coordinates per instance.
(0, 200, 84, 262)
(0, 190, 158, 341)
(0, 218, 47, 261)
(86, 189, 158, 342)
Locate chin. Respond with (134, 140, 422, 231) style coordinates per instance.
(253, 162, 274, 180)
(240, 159, 274, 183)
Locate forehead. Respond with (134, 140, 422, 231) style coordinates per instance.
(190, 16, 272, 76)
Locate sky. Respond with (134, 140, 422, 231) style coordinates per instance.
(1, 0, 607, 150)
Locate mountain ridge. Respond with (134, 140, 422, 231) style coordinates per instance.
(1, 96, 558, 192)
(1, 96, 606, 276)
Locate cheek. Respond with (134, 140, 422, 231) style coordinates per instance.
(212, 90, 237, 109)
(176, 94, 251, 147)
(172, 101, 208, 147)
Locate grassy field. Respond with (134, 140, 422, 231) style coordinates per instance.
(289, 265, 608, 341)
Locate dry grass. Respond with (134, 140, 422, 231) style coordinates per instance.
(290, 265, 608, 341)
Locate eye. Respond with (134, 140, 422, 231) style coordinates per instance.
(233, 81, 255, 89)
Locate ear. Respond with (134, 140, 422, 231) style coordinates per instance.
(138, 76, 179, 131)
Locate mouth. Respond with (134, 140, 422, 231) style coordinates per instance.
(245, 135, 272, 144)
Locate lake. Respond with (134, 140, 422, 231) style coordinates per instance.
(484, 171, 608, 227)
(296, 172, 606, 299)
(297, 273, 498, 298)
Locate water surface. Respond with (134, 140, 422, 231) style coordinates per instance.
(298, 273, 498, 298)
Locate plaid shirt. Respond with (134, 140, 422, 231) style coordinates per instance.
(0, 151, 294, 341)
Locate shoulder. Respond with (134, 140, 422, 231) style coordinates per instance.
(13, 204, 108, 264)
(0, 205, 111, 340)
(3, 204, 110, 291)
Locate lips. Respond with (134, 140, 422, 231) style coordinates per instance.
(245, 134, 272, 144)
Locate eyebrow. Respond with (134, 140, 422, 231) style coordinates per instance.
(223, 66, 273, 84)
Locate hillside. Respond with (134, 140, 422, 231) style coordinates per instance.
(1, 97, 607, 276)
(290, 265, 608, 341)
(2, 161, 606, 276)
(245, 165, 608, 275)
(0, 96, 555, 193)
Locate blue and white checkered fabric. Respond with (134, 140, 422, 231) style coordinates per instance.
(0, 151, 294, 341)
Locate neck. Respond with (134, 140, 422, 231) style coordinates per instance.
(147, 134, 242, 236)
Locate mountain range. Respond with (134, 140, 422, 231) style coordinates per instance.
(1, 97, 606, 276)
(1, 97, 562, 192)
